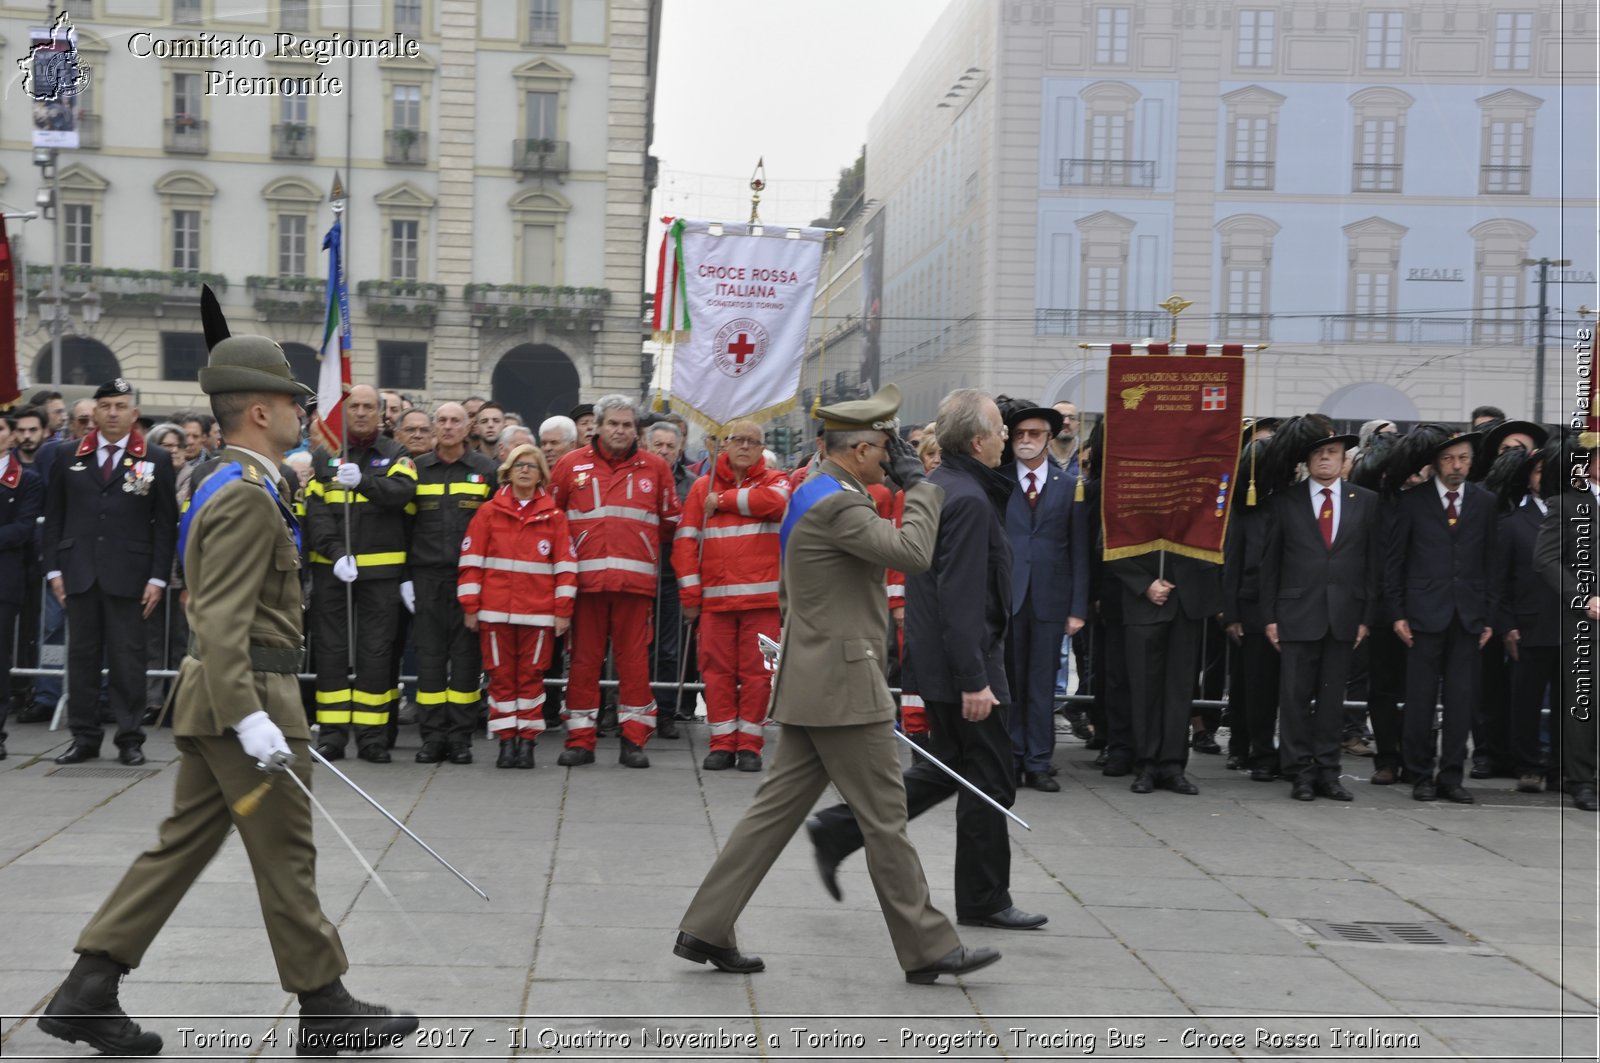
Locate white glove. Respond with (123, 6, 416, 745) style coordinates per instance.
(235, 710, 291, 767)
(332, 555, 359, 583)
(400, 580, 416, 613)
(334, 462, 363, 488)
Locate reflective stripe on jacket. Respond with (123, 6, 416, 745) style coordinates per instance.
(548, 443, 681, 596)
(457, 485, 576, 626)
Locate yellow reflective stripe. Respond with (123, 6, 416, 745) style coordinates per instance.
(415, 483, 446, 496)
(307, 551, 408, 566)
(351, 688, 396, 706)
(315, 710, 352, 724)
(449, 482, 490, 496)
(387, 461, 418, 480)
(322, 489, 370, 504)
(306, 479, 325, 497)
(405, 503, 418, 516)
(415, 690, 448, 705)
(351, 710, 389, 726)
(446, 689, 480, 704)
(315, 688, 352, 703)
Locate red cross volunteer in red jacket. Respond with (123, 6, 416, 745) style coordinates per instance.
(548, 395, 682, 768)
(672, 419, 788, 772)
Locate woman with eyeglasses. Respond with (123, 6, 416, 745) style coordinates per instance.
(457, 443, 575, 769)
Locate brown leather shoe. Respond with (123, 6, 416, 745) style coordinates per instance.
(1370, 767, 1398, 786)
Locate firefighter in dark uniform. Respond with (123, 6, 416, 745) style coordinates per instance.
(410, 401, 497, 764)
(304, 383, 417, 762)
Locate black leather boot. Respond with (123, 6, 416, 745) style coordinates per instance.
(295, 979, 418, 1056)
(496, 738, 517, 769)
(515, 738, 534, 769)
(38, 953, 163, 1056)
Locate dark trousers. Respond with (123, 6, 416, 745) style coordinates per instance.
(651, 575, 685, 715)
(1083, 622, 1107, 739)
(0, 600, 17, 740)
(1100, 618, 1135, 766)
(1006, 602, 1063, 773)
(12, 568, 39, 707)
(412, 570, 480, 750)
(1367, 626, 1407, 773)
(65, 587, 146, 750)
(1402, 622, 1479, 787)
(1124, 616, 1199, 776)
(1278, 635, 1354, 782)
(1510, 644, 1557, 778)
(310, 574, 400, 751)
(1556, 633, 1598, 788)
(1229, 633, 1280, 770)
(1473, 641, 1513, 771)
(810, 698, 1015, 918)
(1194, 618, 1227, 732)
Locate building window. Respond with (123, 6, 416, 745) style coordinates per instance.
(1365, 11, 1403, 70)
(278, 214, 307, 277)
(1236, 10, 1274, 67)
(522, 224, 557, 286)
(281, 95, 308, 125)
(1482, 119, 1529, 193)
(392, 85, 421, 130)
(1224, 269, 1265, 338)
(280, 0, 309, 30)
(378, 341, 427, 391)
(1216, 214, 1277, 340)
(174, 0, 202, 23)
(529, 0, 560, 44)
(1469, 219, 1533, 343)
(1350, 271, 1394, 340)
(64, 204, 93, 266)
(526, 91, 558, 140)
(161, 332, 208, 381)
(64, 0, 93, 18)
(173, 72, 201, 123)
(1477, 273, 1521, 342)
(1493, 12, 1533, 71)
(1354, 118, 1400, 191)
(394, 0, 422, 34)
(172, 209, 201, 271)
(1341, 216, 1406, 342)
(1094, 7, 1131, 64)
(390, 219, 419, 281)
(1227, 116, 1272, 189)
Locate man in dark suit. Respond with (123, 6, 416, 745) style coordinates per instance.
(0, 413, 45, 760)
(807, 389, 1044, 931)
(1260, 428, 1381, 801)
(1384, 432, 1498, 803)
(999, 403, 1089, 791)
(1532, 432, 1599, 811)
(1496, 449, 1561, 794)
(44, 380, 178, 766)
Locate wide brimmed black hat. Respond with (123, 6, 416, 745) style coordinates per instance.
(1240, 416, 1282, 445)
(1481, 445, 1538, 511)
(1004, 404, 1065, 438)
(1388, 423, 1473, 483)
(1258, 414, 1338, 495)
(1477, 418, 1549, 459)
(1540, 428, 1593, 499)
(1350, 429, 1403, 494)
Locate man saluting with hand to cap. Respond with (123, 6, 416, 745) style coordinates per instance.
(674, 384, 1001, 985)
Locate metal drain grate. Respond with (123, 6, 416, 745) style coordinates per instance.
(1298, 920, 1473, 948)
(48, 766, 159, 780)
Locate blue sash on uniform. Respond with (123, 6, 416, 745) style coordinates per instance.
(178, 462, 301, 561)
(779, 474, 843, 562)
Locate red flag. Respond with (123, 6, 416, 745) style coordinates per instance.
(0, 218, 15, 406)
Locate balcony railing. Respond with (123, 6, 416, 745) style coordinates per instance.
(1319, 314, 1530, 345)
(512, 139, 570, 179)
(164, 117, 209, 154)
(76, 112, 101, 150)
(1480, 165, 1530, 194)
(1218, 313, 1270, 341)
(1035, 308, 1166, 337)
(1059, 158, 1156, 188)
(272, 123, 316, 160)
(384, 128, 428, 165)
(246, 275, 325, 322)
(1352, 162, 1401, 192)
(356, 278, 445, 325)
(465, 283, 611, 329)
(1224, 160, 1274, 190)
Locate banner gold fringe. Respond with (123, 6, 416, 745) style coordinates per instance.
(670, 394, 801, 440)
(1101, 540, 1225, 565)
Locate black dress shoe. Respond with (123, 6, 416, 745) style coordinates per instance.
(0, 739, 6, 760)
(1102, 757, 1132, 777)
(803, 817, 844, 901)
(1225, 754, 1244, 770)
(673, 931, 764, 973)
(1291, 781, 1315, 801)
(1160, 773, 1199, 795)
(1084, 735, 1107, 750)
(314, 743, 344, 761)
(1190, 730, 1222, 754)
(957, 906, 1047, 930)
(495, 740, 517, 769)
(618, 740, 650, 769)
(905, 945, 1001, 984)
(54, 743, 99, 765)
(38, 954, 163, 1057)
(1023, 771, 1060, 793)
(416, 742, 446, 764)
(703, 749, 735, 771)
(357, 746, 391, 764)
(1129, 772, 1155, 794)
(657, 715, 680, 740)
(118, 746, 146, 767)
(1250, 766, 1281, 782)
(1092, 749, 1109, 767)
(296, 978, 418, 1056)
(736, 750, 762, 772)
(448, 745, 473, 765)
(1573, 785, 1599, 812)
(16, 703, 53, 724)
(1413, 779, 1438, 802)
(1315, 779, 1354, 802)
(1438, 784, 1475, 804)
(1469, 757, 1496, 780)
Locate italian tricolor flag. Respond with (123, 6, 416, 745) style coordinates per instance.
(311, 216, 352, 453)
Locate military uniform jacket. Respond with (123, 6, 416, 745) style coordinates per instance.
(409, 449, 497, 572)
(43, 430, 178, 598)
(0, 459, 44, 605)
(171, 448, 309, 740)
(768, 460, 944, 726)
(303, 436, 417, 579)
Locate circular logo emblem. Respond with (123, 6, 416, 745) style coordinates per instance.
(537, 539, 552, 557)
(640, 478, 653, 493)
(712, 318, 769, 378)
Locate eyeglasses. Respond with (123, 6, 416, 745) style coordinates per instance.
(1013, 428, 1051, 439)
(510, 461, 541, 471)
(857, 440, 887, 453)
(726, 436, 763, 447)
(74, 416, 92, 424)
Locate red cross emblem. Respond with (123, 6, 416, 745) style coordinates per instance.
(712, 318, 769, 377)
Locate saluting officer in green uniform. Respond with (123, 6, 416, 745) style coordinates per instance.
(39, 330, 418, 1057)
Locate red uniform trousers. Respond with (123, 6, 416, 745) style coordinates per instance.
(565, 591, 656, 750)
(698, 607, 779, 754)
(479, 622, 555, 743)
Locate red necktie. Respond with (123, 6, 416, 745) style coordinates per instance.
(101, 444, 117, 484)
(1026, 471, 1039, 508)
(1318, 487, 1333, 549)
(1446, 490, 1459, 527)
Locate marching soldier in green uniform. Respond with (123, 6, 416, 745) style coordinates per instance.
(39, 331, 417, 1057)
(674, 384, 1001, 984)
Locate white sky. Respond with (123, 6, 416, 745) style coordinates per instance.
(646, 0, 945, 285)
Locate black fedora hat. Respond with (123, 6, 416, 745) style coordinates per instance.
(1004, 404, 1065, 438)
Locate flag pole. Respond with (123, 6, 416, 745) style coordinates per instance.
(330, 176, 357, 690)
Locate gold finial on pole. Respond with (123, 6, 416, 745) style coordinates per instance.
(749, 157, 765, 224)
(1158, 295, 1192, 344)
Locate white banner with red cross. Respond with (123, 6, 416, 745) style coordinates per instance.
(656, 218, 828, 430)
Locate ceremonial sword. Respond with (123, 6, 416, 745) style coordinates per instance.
(757, 634, 1031, 831)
